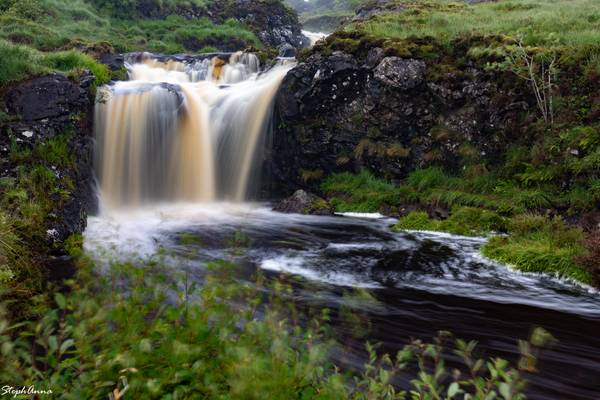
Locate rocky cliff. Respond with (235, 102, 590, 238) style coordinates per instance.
(271, 34, 531, 195)
(0, 73, 96, 279)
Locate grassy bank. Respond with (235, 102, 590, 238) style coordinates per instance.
(0, 258, 550, 399)
(348, 0, 600, 49)
(0, 0, 261, 87)
(320, 169, 598, 285)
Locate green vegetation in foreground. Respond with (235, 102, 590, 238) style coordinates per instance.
(0, 0, 261, 86)
(0, 258, 553, 399)
(350, 0, 600, 49)
(321, 170, 597, 285)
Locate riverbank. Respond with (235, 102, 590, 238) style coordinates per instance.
(305, 169, 598, 286)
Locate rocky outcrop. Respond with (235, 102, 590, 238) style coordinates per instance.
(273, 190, 333, 215)
(0, 73, 96, 254)
(226, 0, 307, 48)
(354, 0, 406, 21)
(271, 41, 530, 195)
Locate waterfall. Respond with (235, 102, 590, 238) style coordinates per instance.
(94, 52, 293, 209)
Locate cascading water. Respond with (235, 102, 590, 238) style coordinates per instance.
(94, 51, 293, 209)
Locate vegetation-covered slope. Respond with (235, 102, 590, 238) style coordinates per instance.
(0, 0, 306, 87)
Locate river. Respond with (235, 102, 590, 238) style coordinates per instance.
(84, 203, 600, 400)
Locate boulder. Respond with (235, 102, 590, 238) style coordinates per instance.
(273, 190, 334, 215)
(278, 43, 297, 58)
(374, 57, 426, 91)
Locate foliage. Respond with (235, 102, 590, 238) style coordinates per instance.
(321, 170, 414, 212)
(482, 215, 592, 284)
(0, 132, 78, 319)
(0, 260, 549, 399)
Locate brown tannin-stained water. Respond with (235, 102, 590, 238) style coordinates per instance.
(87, 53, 600, 400)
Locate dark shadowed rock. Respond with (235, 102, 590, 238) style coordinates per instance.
(279, 43, 297, 58)
(6, 74, 84, 122)
(99, 53, 125, 71)
(274, 190, 334, 215)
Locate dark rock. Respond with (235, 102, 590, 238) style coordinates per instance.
(354, 0, 405, 21)
(98, 53, 125, 71)
(374, 57, 426, 90)
(6, 74, 84, 122)
(278, 43, 297, 58)
(46, 255, 77, 282)
(302, 15, 348, 32)
(212, 0, 306, 49)
(1, 72, 97, 259)
(270, 45, 529, 196)
(273, 190, 334, 215)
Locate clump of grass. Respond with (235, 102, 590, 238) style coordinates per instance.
(394, 207, 507, 236)
(353, 0, 600, 50)
(0, 39, 110, 87)
(321, 169, 414, 212)
(482, 215, 592, 284)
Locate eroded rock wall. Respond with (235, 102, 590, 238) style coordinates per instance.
(271, 46, 530, 195)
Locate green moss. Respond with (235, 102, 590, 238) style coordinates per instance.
(394, 207, 506, 237)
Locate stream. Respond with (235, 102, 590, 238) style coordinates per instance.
(84, 203, 600, 400)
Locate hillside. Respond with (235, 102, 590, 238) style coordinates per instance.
(0, 0, 303, 87)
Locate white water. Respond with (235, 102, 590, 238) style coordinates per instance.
(302, 30, 328, 46)
(84, 203, 600, 317)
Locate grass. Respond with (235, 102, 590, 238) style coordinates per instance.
(394, 207, 507, 237)
(393, 210, 592, 284)
(482, 215, 592, 284)
(0, 39, 110, 87)
(321, 170, 414, 212)
(0, 0, 261, 87)
(352, 0, 600, 50)
(0, 132, 79, 319)
(0, 0, 259, 54)
(0, 258, 547, 398)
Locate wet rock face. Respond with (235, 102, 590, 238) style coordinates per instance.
(1, 73, 96, 247)
(273, 190, 333, 215)
(271, 48, 527, 195)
